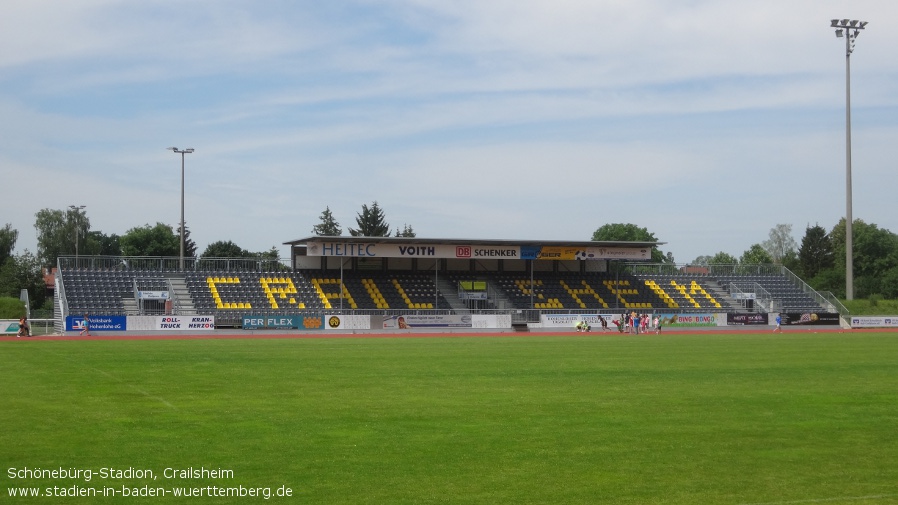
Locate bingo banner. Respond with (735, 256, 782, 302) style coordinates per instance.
(654, 313, 722, 327)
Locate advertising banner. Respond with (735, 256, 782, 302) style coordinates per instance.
(325, 315, 374, 330)
(781, 312, 840, 326)
(307, 242, 520, 259)
(471, 314, 512, 329)
(655, 313, 721, 327)
(727, 313, 769, 325)
(522, 246, 651, 261)
(850, 316, 898, 328)
(541, 313, 618, 328)
(243, 316, 300, 330)
(306, 241, 650, 261)
(137, 291, 170, 299)
(383, 314, 473, 329)
(2, 320, 23, 334)
(239, 315, 326, 330)
(155, 316, 215, 330)
(67, 315, 127, 332)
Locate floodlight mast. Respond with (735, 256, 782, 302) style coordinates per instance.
(167, 147, 195, 270)
(830, 19, 866, 300)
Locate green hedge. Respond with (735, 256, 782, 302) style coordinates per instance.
(0, 297, 26, 319)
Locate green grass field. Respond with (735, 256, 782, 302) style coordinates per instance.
(3, 333, 898, 504)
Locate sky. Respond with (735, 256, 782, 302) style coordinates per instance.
(2, 0, 896, 264)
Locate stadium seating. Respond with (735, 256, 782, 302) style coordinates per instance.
(716, 274, 822, 311)
(58, 266, 825, 317)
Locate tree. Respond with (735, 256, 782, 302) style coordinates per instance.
(690, 255, 712, 266)
(176, 222, 198, 259)
(829, 218, 898, 298)
(259, 246, 280, 261)
(740, 244, 773, 265)
(120, 223, 179, 257)
(798, 224, 834, 279)
(591, 223, 667, 263)
(312, 207, 342, 236)
(762, 224, 797, 264)
(880, 267, 898, 299)
(395, 224, 416, 238)
(0, 223, 18, 266)
(201, 240, 252, 258)
(34, 207, 90, 267)
(349, 201, 390, 237)
(0, 250, 47, 310)
(84, 231, 122, 256)
(708, 251, 738, 265)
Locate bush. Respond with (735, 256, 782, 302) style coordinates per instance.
(0, 297, 27, 319)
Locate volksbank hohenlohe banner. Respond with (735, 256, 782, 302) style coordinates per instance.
(66, 315, 127, 332)
(305, 242, 650, 260)
(850, 316, 898, 328)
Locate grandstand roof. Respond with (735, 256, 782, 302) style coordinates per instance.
(285, 236, 663, 261)
(285, 236, 663, 249)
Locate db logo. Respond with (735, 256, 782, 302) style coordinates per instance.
(456, 246, 471, 258)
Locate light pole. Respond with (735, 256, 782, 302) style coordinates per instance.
(831, 18, 867, 301)
(69, 205, 86, 262)
(167, 147, 194, 270)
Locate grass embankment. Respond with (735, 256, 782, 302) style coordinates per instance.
(842, 298, 898, 315)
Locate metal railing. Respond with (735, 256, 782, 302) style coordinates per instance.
(58, 255, 290, 272)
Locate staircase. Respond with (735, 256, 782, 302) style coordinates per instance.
(704, 280, 743, 312)
(166, 275, 197, 315)
(437, 278, 468, 312)
(122, 297, 138, 315)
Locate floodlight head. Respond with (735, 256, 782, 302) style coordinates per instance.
(841, 19, 850, 26)
(831, 19, 839, 27)
(859, 21, 868, 28)
(184, 148, 195, 153)
(167, 147, 178, 151)
(835, 29, 843, 38)
(849, 20, 858, 27)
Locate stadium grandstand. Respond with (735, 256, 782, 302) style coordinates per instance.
(52, 236, 845, 332)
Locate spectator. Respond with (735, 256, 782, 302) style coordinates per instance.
(80, 314, 91, 336)
(17, 317, 30, 338)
